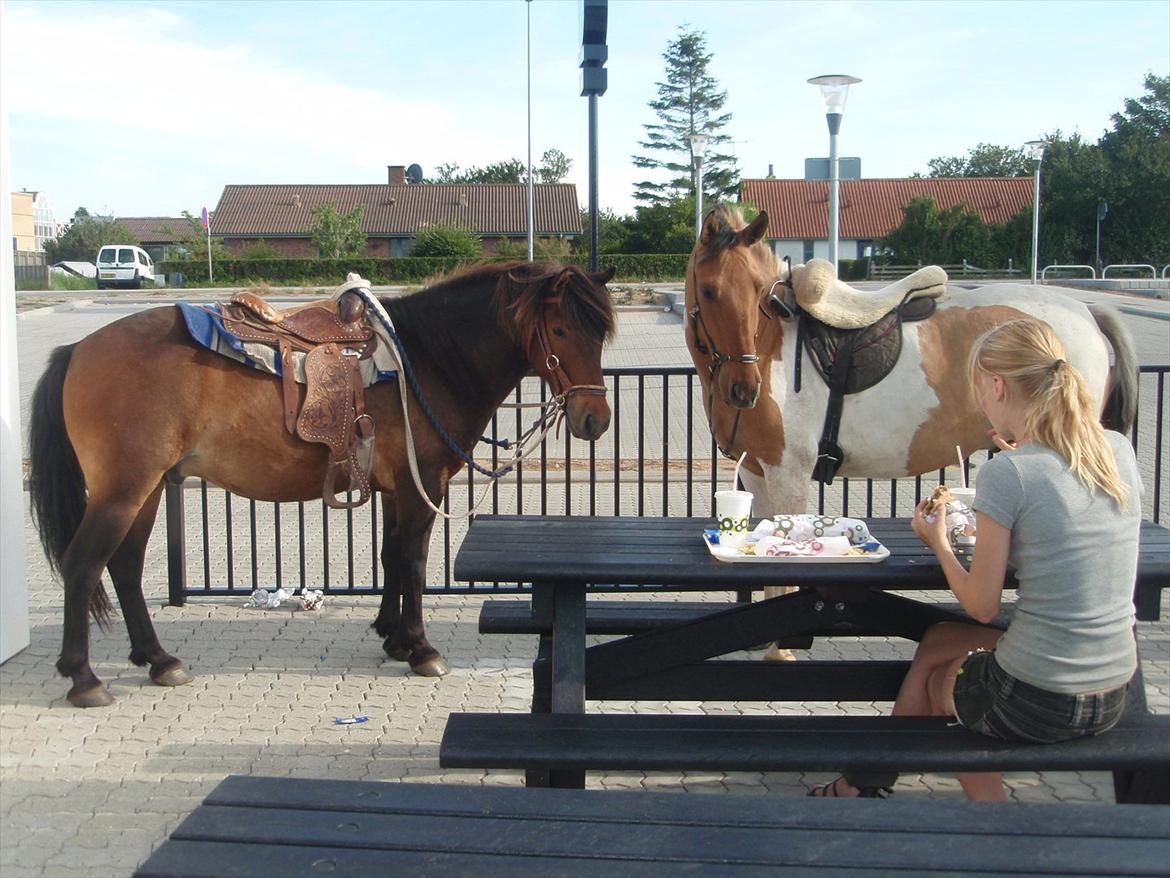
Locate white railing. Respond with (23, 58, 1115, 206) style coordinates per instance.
(1041, 264, 1096, 281)
(1162, 264, 1169, 279)
(1102, 263, 1156, 279)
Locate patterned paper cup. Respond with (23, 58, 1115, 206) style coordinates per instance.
(948, 487, 977, 549)
(714, 490, 753, 547)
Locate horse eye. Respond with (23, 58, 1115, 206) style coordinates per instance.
(701, 285, 717, 301)
(552, 327, 567, 338)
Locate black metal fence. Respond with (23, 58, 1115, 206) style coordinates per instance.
(166, 365, 1168, 603)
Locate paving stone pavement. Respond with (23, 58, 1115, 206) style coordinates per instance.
(3, 296, 1168, 878)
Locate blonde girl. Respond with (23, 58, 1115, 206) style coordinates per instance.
(811, 318, 1141, 802)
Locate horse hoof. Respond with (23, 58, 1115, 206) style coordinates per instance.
(411, 656, 450, 677)
(383, 643, 411, 662)
(763, 646, 797, 662)
(151, 663, 194, 687)
(67, 684, 115, 708)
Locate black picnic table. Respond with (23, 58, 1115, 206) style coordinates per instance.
(447, 516, 1169, 790)
(133, 775, 1170, 877)
(454, 516, 1170, 714)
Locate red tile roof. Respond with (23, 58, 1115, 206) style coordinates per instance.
(211, 184, 581, 237)
(116, 216, 191, 243)
(740, 177, 1033, 239)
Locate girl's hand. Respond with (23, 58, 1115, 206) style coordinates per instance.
(912, 498, 950, 551)
(988, 429, 1017, 452)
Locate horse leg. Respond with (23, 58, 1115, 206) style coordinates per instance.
(106, 483, 193, 688)
(373, 494, 409, 660)
(56, 498, 145, 707)
(389, 505, 448, 677)
(741, 467, 805, 662)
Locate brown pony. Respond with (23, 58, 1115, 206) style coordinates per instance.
(29, 261, 616, 707)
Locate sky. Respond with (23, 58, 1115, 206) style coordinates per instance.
(2, 0, 1168, 226)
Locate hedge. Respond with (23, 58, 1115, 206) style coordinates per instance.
(158, 254, 695, 287)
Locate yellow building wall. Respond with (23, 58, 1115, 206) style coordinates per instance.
(10, 192, 35, 251)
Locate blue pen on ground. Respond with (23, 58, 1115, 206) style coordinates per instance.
(334, 715, 369, 725)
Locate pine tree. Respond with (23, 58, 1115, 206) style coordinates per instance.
(632, 27, 739, 206)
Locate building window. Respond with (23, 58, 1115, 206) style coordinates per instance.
(802, 239, 814, 263)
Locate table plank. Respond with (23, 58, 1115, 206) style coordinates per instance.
(135, 778, 1170, 878)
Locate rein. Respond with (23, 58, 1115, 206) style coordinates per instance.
(350, 279, 601, 520)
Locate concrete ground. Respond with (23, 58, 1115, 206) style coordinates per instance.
(3, 288, 1168, 878)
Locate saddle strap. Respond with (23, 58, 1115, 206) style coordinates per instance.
(812, 334, 856, 485)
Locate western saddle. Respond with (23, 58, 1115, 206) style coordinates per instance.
(220, 284, 378, 509)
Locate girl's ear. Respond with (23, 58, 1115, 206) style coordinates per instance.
(992, 374, 1007, 401)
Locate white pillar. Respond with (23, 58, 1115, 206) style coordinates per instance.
(0, 40, 31, 663)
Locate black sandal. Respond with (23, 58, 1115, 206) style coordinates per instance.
(807, 777, 893, 798)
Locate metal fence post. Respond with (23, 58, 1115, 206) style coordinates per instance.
(165, 479, 187, 606)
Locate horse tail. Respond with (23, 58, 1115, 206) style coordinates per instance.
(28, 345, 114, 626)
(1090, 305, 1138, 434)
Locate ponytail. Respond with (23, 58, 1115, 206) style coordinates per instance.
(970, 320, 1129, 509)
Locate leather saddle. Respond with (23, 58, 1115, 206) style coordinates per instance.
(220, 289, 378, 509)
(791, 260, 947, 330)
(798, 295, 938, 485)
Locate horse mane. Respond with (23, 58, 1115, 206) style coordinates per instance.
(379, 261, 615, 378)
(698, 204, 779, 276)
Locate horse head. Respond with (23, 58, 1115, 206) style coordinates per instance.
(502, 262, 617, 441)
(686, 206, 780, 409)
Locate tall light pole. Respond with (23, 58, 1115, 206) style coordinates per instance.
(808, 74, 860, 275)
(579, 0, 608, 272)
(689, 132, 709, 240)
(1025, 139, 1046, 284)
(525, 0, 534, 261)
(1095, 200, 1108, 275)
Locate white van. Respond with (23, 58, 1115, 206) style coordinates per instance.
(96, 245, 156, 289)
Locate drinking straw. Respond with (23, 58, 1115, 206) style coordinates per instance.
(732, 451, 748, 491)
(955, 445, 966, 489)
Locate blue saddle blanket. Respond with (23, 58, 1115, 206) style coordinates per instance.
(176, 302, 397, 386)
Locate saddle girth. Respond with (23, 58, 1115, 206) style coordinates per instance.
(801, 294, 937, 484)
(219, 293, 378, 509)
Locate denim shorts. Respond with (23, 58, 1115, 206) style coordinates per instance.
(952, 650, 1128, 744)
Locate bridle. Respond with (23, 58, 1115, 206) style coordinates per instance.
(688, 257, 798, 458)
(532, 295, 608, 405)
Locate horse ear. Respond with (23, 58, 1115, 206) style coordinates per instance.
(698, 210, 722, 246)
(550, 268, 572, 293)
(591, 267, 616, 285)
(738, 211, 769, 246)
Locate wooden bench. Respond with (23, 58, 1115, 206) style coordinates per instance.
(480, 597, 1015, 643)
(440, 711, 1170, 803)
(134, 775, 1170, 877)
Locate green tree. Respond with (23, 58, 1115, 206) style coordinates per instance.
(877, 196, 1000, 265)
(411, 222, 482, 258)
(1098, 73, 1170, 264)
(428, 150, 573, 185)
(923, 143, 1032, 177)
(622, 197, 698, 253)
(43, 209, 138, 262)
(310, 202, 366, 259)
(572, 208, 629, 256)
(1029, 132, 1110, 267)
(536, 148, 572, 184)
(170, 211, 229, 262)
(632, 27, 739, 206)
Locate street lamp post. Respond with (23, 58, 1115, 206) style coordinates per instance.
(689, 132, 709, 240)
(525, 0, 534, 262)
(1025, 140, 1046, 285)
(808, 74, 860, 275)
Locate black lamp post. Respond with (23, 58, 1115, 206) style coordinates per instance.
(580, 0, 607, 272)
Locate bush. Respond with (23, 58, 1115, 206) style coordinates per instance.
(410, 223, 482, 258)
(597, 253, 689, 281)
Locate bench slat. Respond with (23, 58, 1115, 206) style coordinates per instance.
(440, 712, 1170, 774)
(135, 779, 1170, 878)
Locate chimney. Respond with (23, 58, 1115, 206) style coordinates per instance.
(388, 165, 406, 185)
(767, 164, 775, 179)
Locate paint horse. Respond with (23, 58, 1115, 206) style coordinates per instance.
(685, 205, 1137, 604)
(29, 262, 616, 707)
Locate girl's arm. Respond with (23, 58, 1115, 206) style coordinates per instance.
(912, 503, 1010, 623)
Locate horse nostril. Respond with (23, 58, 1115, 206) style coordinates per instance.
(583, 414, 595, 436)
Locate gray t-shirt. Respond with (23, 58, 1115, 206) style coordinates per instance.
(973, 431, 1140, 694)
